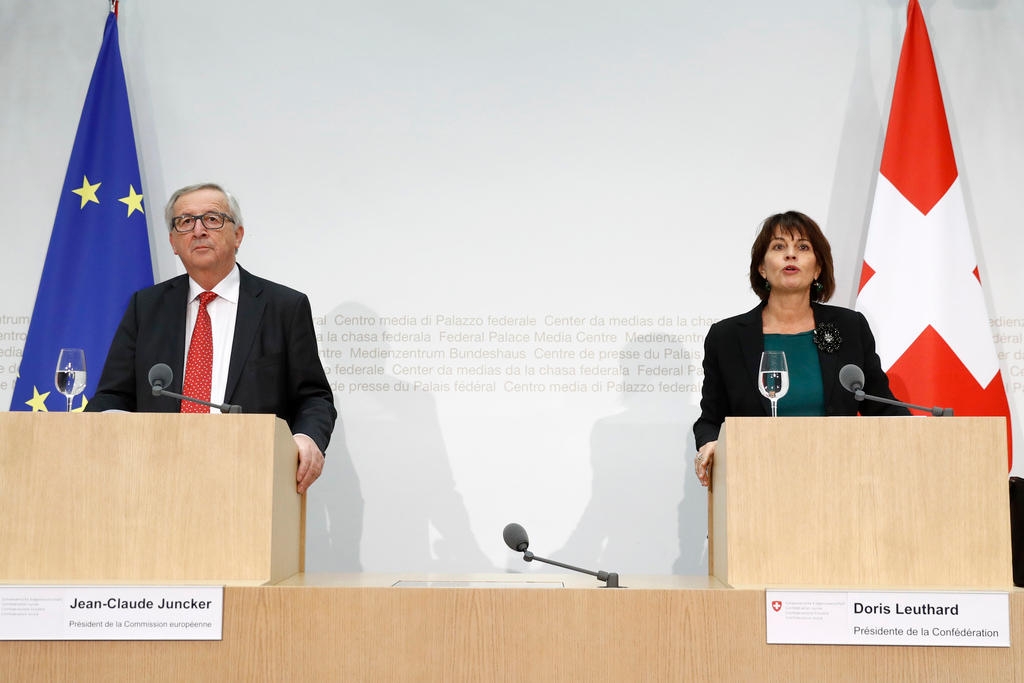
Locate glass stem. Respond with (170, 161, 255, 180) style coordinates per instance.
(771, 399, 778, 418)
(66, 395, 73, 413)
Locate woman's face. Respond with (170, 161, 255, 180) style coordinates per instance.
(758, 229, 821, 296)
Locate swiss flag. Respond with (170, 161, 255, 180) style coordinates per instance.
(856, 0, 1012, 467)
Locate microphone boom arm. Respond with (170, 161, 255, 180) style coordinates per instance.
(502, 521, 622, 588)
(152, 385, 242, 414)
(854, 389, 953, 417)
(521, 551, 620, 588)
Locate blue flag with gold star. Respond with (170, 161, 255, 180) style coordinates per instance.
(10, 10, 153, 413)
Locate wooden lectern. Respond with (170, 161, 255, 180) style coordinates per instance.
(0, 413, 301, 585)
(709, 416, 1011, 589)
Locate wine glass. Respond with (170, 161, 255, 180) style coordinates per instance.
(55, 348, 87, 413)
(758, 351, 789, 418)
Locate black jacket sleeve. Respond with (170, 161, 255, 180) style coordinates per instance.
(694, 321, 728, 449)
(85, 292, 140, 413)
(281, 293, 337, 452)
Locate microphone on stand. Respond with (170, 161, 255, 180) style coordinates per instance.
(148, 363, 242, 414)
(838, 364, 952, 416)
(502, 522, 622, 588)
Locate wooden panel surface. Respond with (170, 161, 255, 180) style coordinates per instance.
(712, 417, 1010, 588)
(0, 413, 300, 584)
(0, 576, 1017, 682)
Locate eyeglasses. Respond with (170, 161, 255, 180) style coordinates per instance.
(170, 211, 236, 233)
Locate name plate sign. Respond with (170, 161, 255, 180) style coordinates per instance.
(0, 585, 223, 641)
(766, 590, 1008, 647)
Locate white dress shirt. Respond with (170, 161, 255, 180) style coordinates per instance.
(183, 265, 239, 411)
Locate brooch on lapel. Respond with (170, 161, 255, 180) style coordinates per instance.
(813, 322, 842, 353)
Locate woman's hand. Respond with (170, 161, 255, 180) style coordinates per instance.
(695, 441, 716, 488)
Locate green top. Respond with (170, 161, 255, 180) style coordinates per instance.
(764, 331, 825, 417)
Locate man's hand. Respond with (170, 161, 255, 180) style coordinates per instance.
(294, 433, 325, 494)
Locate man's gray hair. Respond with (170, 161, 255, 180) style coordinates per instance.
(164, 182, 244, 231)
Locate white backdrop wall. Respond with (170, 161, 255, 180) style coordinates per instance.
(2, 0, 1023, 575)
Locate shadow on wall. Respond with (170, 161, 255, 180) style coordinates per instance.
(304, 413, 363, 572)
(553, 335, 706, 576)
(306, 302, 492, 573)
(824, 0, 885, 305)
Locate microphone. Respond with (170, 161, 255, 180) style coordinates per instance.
(147, 363, 242, 414)
(838, 363, 953, 416)
(148, 363, 173, 393)
(838, 364, 864, 393)
(503, 522, 530, 552)
(502, 522, 622, 588)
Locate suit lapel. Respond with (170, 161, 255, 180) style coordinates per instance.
(135, 276, 191, 412)
(812, 303, 838, 411)
(736, 303, 771, 416)
(224, 266, 266, 403)
(163, 277, 189, 406)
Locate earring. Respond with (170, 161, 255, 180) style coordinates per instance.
(763, 278, 771, 292)
(813, 279, 823, 293)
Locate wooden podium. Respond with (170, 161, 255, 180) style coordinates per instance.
(709, 416, 1011, 589)
(0, 413, 301, 585)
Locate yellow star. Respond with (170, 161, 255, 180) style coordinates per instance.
(25, 386, 50, 412)
(72, 396, 89, 413)
(118, 185, 144, 217)
(71, 175, 101, 209)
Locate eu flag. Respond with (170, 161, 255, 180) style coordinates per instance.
(10, 9, 153, 412)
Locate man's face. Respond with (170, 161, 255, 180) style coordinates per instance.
(168, 188, 244, 282)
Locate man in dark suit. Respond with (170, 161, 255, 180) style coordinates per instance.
(87, 183, 336, 494)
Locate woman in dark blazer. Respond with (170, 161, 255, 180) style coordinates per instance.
(693, 211, 908, 486)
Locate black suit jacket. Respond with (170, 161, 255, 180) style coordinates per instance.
(86, 265, 337, 452)
(693, 302, 909, 449)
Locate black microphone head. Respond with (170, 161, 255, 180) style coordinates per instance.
(838, 364, 865, 393)
(503, 523, 529, 552)
(148, 363, 173, 390)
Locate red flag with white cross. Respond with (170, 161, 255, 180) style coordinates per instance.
(855, 0, 1012, 467)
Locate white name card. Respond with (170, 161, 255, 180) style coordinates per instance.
(766, 590, 1008, 647)
(0, 585, 223, 641)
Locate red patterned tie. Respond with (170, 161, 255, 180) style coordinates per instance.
(180, 291, 217, 413)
